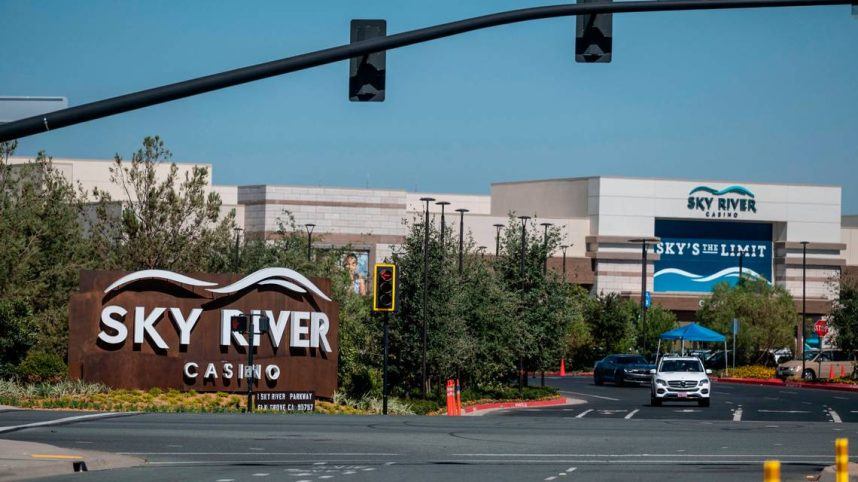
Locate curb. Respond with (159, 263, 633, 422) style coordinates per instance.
(461, 396, 571, 415)
(714, 377, 858, 392)
(543, 372, 594, 377)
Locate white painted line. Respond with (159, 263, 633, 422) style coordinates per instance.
(121, 452, 400, 456)
(732, 407, 743, 422)
(252, 474, 269, 477)
(216, 479, 235, 482)
(562, 391, 620, 401)
(545, 477, 557, 481)
(575, 409, 594, 418)
(566, 467, 577, 472)
(829, 409, 842, 423)
(834, 396, 848, 400)
(0, 412, 130, 434)
(625, 409, 640, 419)
(757, 410, 809, 414)
(453, 454, 841, 459)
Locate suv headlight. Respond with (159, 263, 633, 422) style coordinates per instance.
(656, 379, 667, 386)
(699, 379, 709, 387)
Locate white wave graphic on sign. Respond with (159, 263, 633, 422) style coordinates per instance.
(104, 270, 218, 293)
(206, 267, 332, 301)
(653, 266, 765, 283)
(104, 267, 331, 301)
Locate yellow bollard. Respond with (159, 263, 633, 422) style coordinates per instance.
(763, 460, 781, 482)
(836, 438, 849, 482)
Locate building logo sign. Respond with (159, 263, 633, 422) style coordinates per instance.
(687, 185, 757, 218)
(653, 220, 772, 293)
(68, 268, 339, 397)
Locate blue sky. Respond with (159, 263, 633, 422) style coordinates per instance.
(2, 1, 857, 211)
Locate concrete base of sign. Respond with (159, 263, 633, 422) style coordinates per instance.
(0, 439, 142, 480)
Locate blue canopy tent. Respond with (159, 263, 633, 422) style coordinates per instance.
(657, 323, 728, 372)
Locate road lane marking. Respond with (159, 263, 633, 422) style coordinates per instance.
(733, 406, 743, 422)
(625, 409, 639, 419)
(545, 477, 557, 481)
(575, 409, 593, 418)
(452, 454, 842, 458)
(828, 409, 842, 423)
(0, 412, 131, 434)
(566, 467, 577, 472)
(120, 452, 400, 456)
(561, 391, 620, 401)
(834, 396, 848, 400)
(757, 410, 809, 413)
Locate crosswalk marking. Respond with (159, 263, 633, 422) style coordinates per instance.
(575, 409, 593, 418)
(624, 409, 639, 419)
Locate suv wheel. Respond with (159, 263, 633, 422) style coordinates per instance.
(802, 369, 816, 382)
(650, 396, 661, 407)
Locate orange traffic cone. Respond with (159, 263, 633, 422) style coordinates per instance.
(828, 366, 835, 380)
(840, 365, 846, 379)
(446, 380, 455, 416)
(560, 359, 566, 377)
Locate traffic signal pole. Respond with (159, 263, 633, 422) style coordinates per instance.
(0, 0, 852, 143)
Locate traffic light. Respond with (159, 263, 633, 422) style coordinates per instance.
(575, 0, 612, 63)
(372, 263, 396, 312)
(349, 19, 387, 102)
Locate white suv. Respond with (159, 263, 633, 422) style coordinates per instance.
(650, 356, 712, 407)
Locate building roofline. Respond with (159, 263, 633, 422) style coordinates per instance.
(8, 156, 212, 168)
(491, 175, 841, 189)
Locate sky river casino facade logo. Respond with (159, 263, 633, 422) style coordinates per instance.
(687, 185, 757, 218)
(68, 268, 339, 398)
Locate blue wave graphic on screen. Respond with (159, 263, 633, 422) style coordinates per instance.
(653, 267, 766, 292)
(688, 185, 755, 198)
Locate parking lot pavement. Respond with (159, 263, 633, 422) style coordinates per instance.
(499, 376, 858, 424)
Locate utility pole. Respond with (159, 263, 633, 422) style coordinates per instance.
(540, 223, 553, 275)
(304, 223, 315, 261)
(630, 238, 658, 357)
(436, 201, 450, 255)
(517, 216, 531, 394)
(801, 241, 809, 378)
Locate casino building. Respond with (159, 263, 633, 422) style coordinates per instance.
(11, 156, 858, 320)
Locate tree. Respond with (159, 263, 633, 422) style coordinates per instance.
(90, 136, 235, 272)
(829, 276, 858, 354)
(0, 142, 91, 360)
(584, 293, 637, 358)
(634, 304, 678, 356)
(697, 279, 796, 365)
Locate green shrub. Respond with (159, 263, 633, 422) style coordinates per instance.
(17, 351, 67, 383)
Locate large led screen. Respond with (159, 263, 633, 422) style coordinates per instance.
(653, 220, 772, 293)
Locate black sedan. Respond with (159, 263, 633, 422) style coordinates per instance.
(594, 354, 655, 386)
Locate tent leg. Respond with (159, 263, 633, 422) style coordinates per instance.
(724, 340, 728, 375)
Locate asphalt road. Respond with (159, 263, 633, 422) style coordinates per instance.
(1, 378, 856, 482)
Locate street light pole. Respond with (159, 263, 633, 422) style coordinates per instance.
(456, 208, 469, 274)
(540, 223, 553, 275)
(738, 252, 744, 285)
(517, 216, 531, 393)
(801, 240, 809, 378)
(436, 201, 450, 255)
(493, 223, 504, 257)
(630, 237, 658, 357)
(304, 223, 315, 262)
(233, 227, 243, 271)
(419, 197, 435, 398)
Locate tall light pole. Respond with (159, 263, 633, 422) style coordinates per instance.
(419, 197, 435, 398)
(233, 227, 243, 271)
(560, 244, 570, 281)
(493, 223, 504, 257)
(517, 215, 530, 393)
(801, 240, 809, 378)
(540, 222, 553, 275)
(630, 237, 658, 357)
(304, 223, 315, 261)
(436, 201, 450, 254)
(456, 208, 469, 274)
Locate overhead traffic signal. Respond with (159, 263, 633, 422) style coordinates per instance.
(349, 19, 387, 102)
(372, 263, 396, 312)
(575, 0, 612, 63)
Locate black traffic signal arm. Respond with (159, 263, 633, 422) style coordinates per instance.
(0, 0, 852, 143)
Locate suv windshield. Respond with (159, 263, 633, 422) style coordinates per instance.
(660, 360, 703, 372)
(617, 356, 647, 365)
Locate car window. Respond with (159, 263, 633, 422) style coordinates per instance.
(603, 356, 614, 364)
(803, 351, 819, 361)
(659, 360, 703, 372)
(818, 353, 832, 362)
(831, 352, 848, 362)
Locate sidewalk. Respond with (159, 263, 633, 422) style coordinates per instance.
(461, 396, 584, 416)
(714, 376, 858, 393)
(0, 439, 141, 481)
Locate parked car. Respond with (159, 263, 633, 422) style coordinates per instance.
(776, 350, 856, 381)
(594, 354, 655, 386)
(651, 356, 712, 407)
(703, 350, 731, 370)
